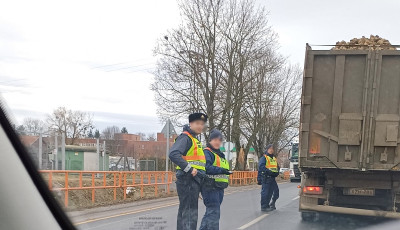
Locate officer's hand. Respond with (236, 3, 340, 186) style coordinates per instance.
(191, 168, 198, 177)
(226, 171, 233, 175)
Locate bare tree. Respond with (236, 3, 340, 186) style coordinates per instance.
(153, 0, 287, 170)
(102, 126, 120, 140)
(147, 133, 156, 141)
(136, 132, 146, 141)
(47, 107, 93, 145)
(23, 117, 47, 135)
(102, 126, 121, 155)
(16, 125, 26, 135)
(152, 0, 229, 133)
(251, 65, 302, 158)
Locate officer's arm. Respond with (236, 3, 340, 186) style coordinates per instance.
(258, 157, 267, 172)
(258, 157, 272, 175)
(169, 135, 192, 173)
(204, 150, 227, 175)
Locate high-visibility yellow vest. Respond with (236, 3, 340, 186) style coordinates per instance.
(204, 147, 230, 184)
(265, 154, 278, 173)
(176, 131, 206, 171)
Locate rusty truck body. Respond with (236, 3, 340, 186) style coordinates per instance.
(299, 44, 400, 220)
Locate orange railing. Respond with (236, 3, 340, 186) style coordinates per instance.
(229, 171, 258, 185)
(40, 170, 263, 207)
(40, 170, 173, 207)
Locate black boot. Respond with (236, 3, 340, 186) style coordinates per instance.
(270, 199, 276, 210)
(261, 207, 274, 212)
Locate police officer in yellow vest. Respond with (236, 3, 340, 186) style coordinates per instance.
(169, 112, 207, 230)
(199, 129, 232, 230)
(257, 144, 279, 212)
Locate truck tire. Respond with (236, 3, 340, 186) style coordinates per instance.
(301, 212, 318, 222)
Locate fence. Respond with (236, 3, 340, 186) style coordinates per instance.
(40, 170, 173, 207)
(229, 171, 258, 185)
(40, 170, 260, 207)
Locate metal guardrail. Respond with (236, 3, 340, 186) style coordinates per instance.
(40, 170, 260, 207)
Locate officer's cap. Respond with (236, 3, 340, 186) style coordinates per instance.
(189, 112, 208, 123)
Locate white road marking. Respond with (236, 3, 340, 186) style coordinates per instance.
(292, 196, 300, 200)
(237, 214, 269, 229)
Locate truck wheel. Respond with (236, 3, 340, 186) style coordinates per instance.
(290, 178, 294, 182)
(301, 212, 318, 222)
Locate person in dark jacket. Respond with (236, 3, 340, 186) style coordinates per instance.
(169, 112, 207, 230)
(257, 144, 279, 212)
(200, 129, 231, 230)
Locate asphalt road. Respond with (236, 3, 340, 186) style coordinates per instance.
(72, 182, 397, 230)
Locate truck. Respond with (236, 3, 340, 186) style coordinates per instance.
(299, 44, 400, 220)
(289, 142, 301, 182)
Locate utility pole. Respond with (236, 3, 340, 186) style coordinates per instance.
(227, 111, 232, 169)
(96, 138, 100, 169)
(165, 119, 170, 192)
(38, 133, 43, 170)
(61, 132, 65, 170)
(54, 134, 58, 170)
(103, 141, 106, 171)
(166, 119, 170, 172)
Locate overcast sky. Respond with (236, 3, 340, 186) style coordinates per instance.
(1, 0, 400, 134)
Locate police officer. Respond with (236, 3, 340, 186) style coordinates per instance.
(169, 112, 207, 230)
(257, 144, 279, 212)
(200, 129, 232, 230)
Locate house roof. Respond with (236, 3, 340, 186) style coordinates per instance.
(19, 135, 39, 146)
(65, 145, 97, 152)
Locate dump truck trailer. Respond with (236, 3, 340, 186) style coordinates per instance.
(299, 44, 400, 220)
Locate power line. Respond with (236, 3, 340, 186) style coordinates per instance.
(0, 78, 26, 84)
(91, 62, 129, 69)
(105, 62, 156, 72)
(90, 57, 156, 69)
(126, 67, 156, 73)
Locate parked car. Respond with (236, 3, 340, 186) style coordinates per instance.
(279, 168, 289, 174)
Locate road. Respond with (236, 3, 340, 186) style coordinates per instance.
(71, 182, 395, 230)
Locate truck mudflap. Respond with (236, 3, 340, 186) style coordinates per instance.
(300, 203, 400, 219)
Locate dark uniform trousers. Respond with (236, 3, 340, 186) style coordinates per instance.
(260, 176, 279, 209)
(176, 170, 202, 230)
(199, 187, 224, 230)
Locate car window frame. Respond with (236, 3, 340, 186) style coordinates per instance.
(0, 105, 77, 230)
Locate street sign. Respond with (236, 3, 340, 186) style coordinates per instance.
(161, 119, 176, 137)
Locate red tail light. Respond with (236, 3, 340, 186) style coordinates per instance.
(303, 186, 323, 195)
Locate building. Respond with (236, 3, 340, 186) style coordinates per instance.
(70, 132, 177, 171)
(229, 147, 259, 171)
(63, 145, 109, 171)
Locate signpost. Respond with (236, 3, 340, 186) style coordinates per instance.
(61, 132, 65, 170)
(54, 134, 58, 170)
(161, 119, 176, 192)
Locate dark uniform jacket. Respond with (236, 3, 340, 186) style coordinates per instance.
(257, 153, 279, 183)
(169, 125, 204, 174)
(204, 144, 229, 189)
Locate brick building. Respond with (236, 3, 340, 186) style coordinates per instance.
(73, 132, 177, 160)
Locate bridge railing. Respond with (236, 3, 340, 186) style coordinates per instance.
(40, 170, 258, 207)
